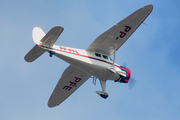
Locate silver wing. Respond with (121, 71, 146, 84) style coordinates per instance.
(86, 4, 153, 56)
(48, 65, 91, 107)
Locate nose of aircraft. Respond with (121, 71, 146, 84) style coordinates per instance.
(126, 68, 131, 80)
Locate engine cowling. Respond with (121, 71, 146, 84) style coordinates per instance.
(116, 66, 131, 83)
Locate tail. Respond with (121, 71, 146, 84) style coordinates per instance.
(24, 26, 64, 62)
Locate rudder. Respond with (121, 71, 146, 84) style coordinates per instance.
(32, 27, 46, 45)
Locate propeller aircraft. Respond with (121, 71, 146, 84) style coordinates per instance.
(25, 4, 153, 107)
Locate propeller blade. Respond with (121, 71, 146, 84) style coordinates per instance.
(128, 78, 136, 89)
(123, 63, 127, 68)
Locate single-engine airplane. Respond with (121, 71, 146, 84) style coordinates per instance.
(25, 4, 153, 107)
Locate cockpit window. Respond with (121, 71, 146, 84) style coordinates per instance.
(103, 55, 108, 59)
(95, 53, 101, 57)
(109, 57, 113, 61)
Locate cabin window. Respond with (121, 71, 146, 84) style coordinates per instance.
(95, 53, 101, 57)
(103, 55, 108, 59)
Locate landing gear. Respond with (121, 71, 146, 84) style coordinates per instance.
(96, 91, 109, 99)
(49, 51, 55, 57)
(97, 80, 109, 99)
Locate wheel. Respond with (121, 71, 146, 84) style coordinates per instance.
(100, 93, 109, 99)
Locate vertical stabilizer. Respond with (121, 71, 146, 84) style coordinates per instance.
(32, 27, 46, 45)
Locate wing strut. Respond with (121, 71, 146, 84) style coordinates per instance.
(96, 80, 108, 99)
(112, 42, 117, 67)
(109, 42, 117, 73)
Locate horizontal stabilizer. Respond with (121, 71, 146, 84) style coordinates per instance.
(25, 26, 64, 62)
(40, 26, 64, 46)
(24, 45, 46, 62)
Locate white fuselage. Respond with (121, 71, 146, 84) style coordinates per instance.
(38, 44, 127, 81)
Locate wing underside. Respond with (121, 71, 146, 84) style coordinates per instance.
(48, 65, 91, 107)
(24, 45, 46, 62)
(86, 4, 153, 56)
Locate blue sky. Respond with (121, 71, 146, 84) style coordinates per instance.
(0, 0, 180, 120)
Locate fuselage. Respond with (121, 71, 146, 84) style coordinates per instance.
(37, 44, 130, 81)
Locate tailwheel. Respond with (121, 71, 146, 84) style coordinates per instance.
(96, 91, 109, 99)
(49, 51, 55, 57)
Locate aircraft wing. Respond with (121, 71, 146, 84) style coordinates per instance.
(48, 65, 91, 107)
(86, 4, 153, 56)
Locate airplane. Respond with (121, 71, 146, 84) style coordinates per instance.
(24, 4, 153, 107)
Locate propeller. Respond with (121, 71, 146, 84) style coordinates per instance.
(122, 63, 136, 89)
(128, 78, 136, 90)
(123, 63, 127, 68)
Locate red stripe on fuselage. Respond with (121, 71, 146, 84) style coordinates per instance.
(38, 44, 123, 69)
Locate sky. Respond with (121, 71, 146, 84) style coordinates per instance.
(0, 0, 180, 120)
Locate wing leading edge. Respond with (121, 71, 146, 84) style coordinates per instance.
(48, 65, 91, 107)
(86, 4, 153, 56)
